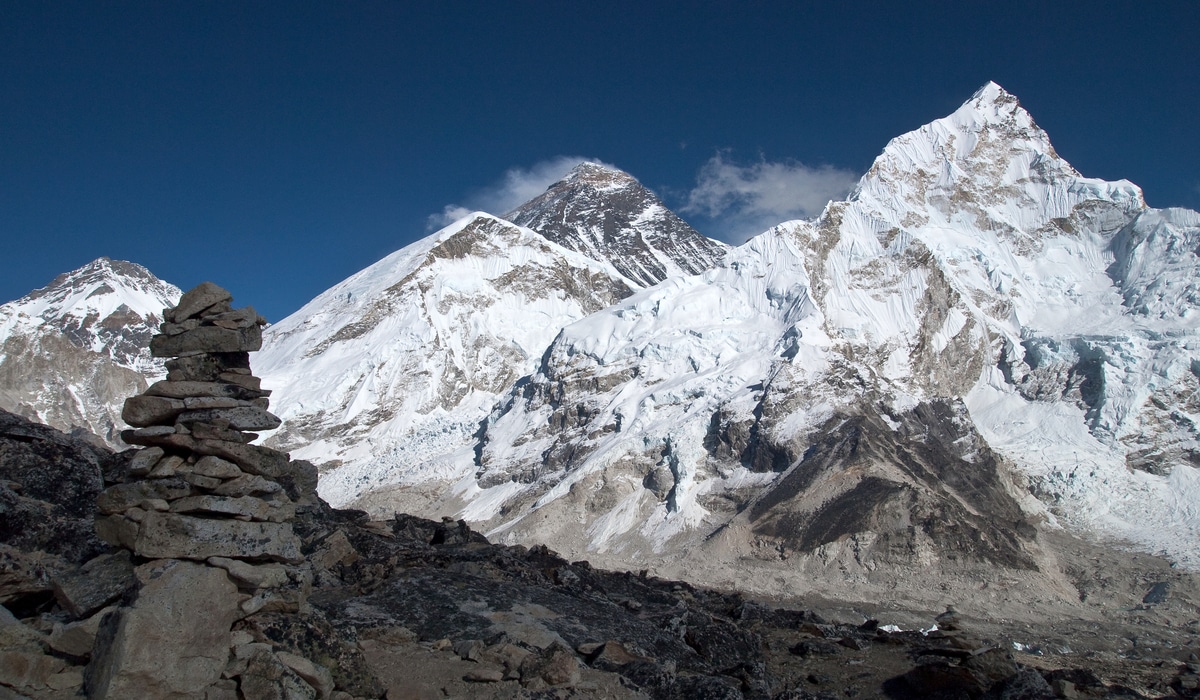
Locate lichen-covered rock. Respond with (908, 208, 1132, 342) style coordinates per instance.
(84, 559, 240, 699)
(133, 512, 303, 563)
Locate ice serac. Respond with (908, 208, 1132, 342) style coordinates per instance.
(0, 258, 181, 447)
(255, 213, 641, 506)
(459, 82, 1200, 600)
(505, 162, 728, 287)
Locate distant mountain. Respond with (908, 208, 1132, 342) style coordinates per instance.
(254, 164, 728, 508)
(506, 162, 727, 286)
(0, 258, 180, 446)
(10, 84, 1200, 611)
(462, 83, 1200, 597)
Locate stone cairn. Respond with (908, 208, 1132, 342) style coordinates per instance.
(84, 282, 332, 699)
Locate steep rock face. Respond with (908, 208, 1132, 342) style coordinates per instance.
(461, 82, 1200, 584)
(0, 258, 181, 447)
(506, 162, 728, 287)
(256, 214, 641, 506)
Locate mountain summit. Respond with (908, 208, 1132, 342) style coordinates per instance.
(506, 161, 727, 286)
(0, 258, 180, 445)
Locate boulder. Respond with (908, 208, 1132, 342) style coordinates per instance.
(49, 606, 114, 658)
(84, 559, 240, 699)
(50, 550, 134, 618)
(169, 282, 233, 322)
(169, 495, 294, 523)
(206, 557, 290, 589)
(121, 395, 186, 428)
(133, 512, 303, 563)
(150, 324, 263, 358)
(165, 352, 250, 382)
(189, 456, 245, 479)
(145, 379, 264, 401)
(211, 474, 283, 498)
(177, 407, 281, 431)
(238, 647, 317, 700)
(97, 478, 195, 514)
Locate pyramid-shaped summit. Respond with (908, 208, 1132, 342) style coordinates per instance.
(506, 161, 727, 287)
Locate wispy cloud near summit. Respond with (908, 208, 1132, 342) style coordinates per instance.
(428, 156, 612, 229)
(682, 154, 859, 242)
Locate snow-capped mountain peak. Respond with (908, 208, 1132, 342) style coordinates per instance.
(854, 81, 1144, 237)
(1, 257, 180, 374)
(505, 161, 727, 287)
(0, 258, 180, 445)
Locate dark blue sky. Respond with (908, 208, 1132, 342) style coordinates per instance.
(3, 1, 1197, 322)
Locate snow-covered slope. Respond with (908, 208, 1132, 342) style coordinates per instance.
(255, 213, 644, 505)
(0, 258, 180, 445)
(256, 164, 729, 508)
(506, 162, 727, 286)
(457, 82, 1200, 583)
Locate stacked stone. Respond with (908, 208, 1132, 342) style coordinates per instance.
(85, 282, 326, 699)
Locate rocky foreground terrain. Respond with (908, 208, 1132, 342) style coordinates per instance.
(0, 406, 1199, 698)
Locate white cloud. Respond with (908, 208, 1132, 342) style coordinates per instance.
(427, 156, 611, 229)
(682, 154, 860, 242)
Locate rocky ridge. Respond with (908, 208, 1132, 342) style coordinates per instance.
(1, 407, 1199, 698)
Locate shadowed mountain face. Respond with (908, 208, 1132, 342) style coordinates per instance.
(506, 162, 728, 287)
(747, 400, 1037, 572)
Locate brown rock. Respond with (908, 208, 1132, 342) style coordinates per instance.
(206, 307, 262, 330)
(182, 396, 243, 410)
(312, 530, 359, 571)
(194, 440, 290, 479)
(93, 515, 138, 550)
(238, 647, 317, 700)
(171, 282, 233, 322)
(276, 651, 333, 699)
(134, 511, 303, 563)
(120, 428, 196, 451)
(169, 495, 294, 523)
(463, 668, 504, 683)
(211, 474, 283, 498)
(150, 324, 263, 358)
(46, 668, 84, 691)
(0, 650, 67, 690)
(145, 379, 264, 401)
(189, 456, 245, 479)
(519, 642, 580, 688)
(51, 550, 134, 618)
(126, 447, 165, 477)
(159, 318, 200, 336)
(97, 479, 195, 514)
(49, 606, 115, 657)
(217, 372, 262, 390)
(206, 557, 291, 589)
(181, 473, 224, 490)
(189, 422, 256, 443)
(203, 678, 240, 700)
(178, 407, 281, 431)
(165, 353, 250, 382)
(121, 395, 185, 428)
(148, 454, 186, 478)
(85, 559, 241, 699)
